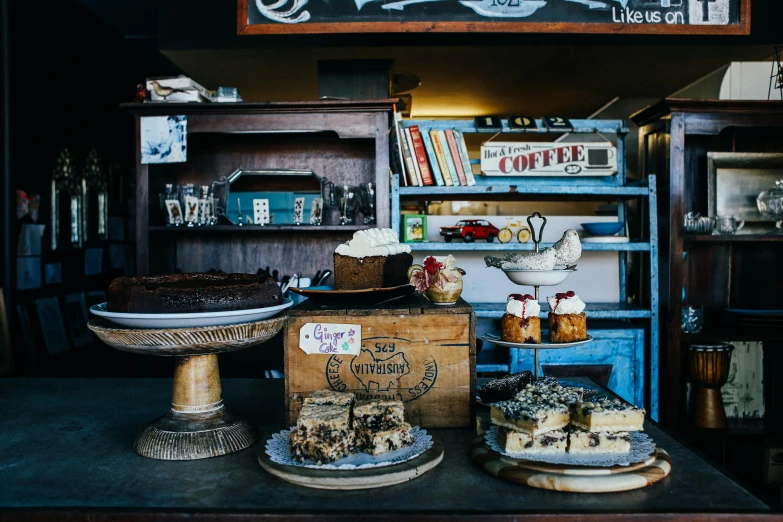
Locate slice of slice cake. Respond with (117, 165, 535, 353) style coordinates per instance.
(490, 398, 570, 435)
(289, 404, 354, 463)
(304, 389, 354, 407)
(497, 426, 567, 454)
(360, 422, 415, 456)
(567, 428, 631, 454)
(333, 228, 413, 290)
(353, 399, 405, 431)
(570, 399, 645, 432)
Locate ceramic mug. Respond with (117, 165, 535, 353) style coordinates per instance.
(713, 215, 744, 235)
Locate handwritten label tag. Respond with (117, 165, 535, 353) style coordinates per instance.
(299, 323, 361, 355)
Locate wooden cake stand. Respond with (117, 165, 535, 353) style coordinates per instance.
(88, 316, 287, 461)
(470, 436, 671, 493)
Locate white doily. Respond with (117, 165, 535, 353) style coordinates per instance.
(266, 426, 432, 470)
(485, 425, 656, 467)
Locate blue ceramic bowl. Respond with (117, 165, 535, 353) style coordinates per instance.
(581, 222, 625, 236)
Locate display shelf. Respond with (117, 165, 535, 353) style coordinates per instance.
(683, 332, 783, 344)
(684, 234, 783, 243)
(473, 302, 652, 320)
(149, 225, 370, 233)
(399, 180, 649, 198)
(406, 241, 650, 252)
(390, 116, 658, 418)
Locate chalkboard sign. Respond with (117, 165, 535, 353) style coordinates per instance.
(238, 0, 748, 35)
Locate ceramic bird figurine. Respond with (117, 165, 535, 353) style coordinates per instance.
(485, 247, 557, 271)
(552, 229, 582, 268)
(150, 80, 187, 99)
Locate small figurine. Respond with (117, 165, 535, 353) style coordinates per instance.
(408, 255, 466, 305)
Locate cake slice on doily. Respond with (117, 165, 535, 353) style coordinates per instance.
(570, 399, 645, 432)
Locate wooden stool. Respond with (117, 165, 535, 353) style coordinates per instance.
(688, 344, 734, 429)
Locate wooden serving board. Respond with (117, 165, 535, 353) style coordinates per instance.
(259, 441, 444, 490)
(470, 437, 671, 493)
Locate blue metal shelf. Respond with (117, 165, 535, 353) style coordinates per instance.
(400, 118, 628, 135)
(399, 180, 649, 197)
(407, 241, 651, 252)
(472, 302, 652, 320)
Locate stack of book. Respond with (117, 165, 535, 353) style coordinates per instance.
(393, 114, 477, 187)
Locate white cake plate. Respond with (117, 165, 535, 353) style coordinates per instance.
(482, 332, 593, 349)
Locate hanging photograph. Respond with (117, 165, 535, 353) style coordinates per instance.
(140, 115, 187, 164)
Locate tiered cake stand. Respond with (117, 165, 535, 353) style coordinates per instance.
(482, 212, 591, 379)
(88, 316, 286, 460)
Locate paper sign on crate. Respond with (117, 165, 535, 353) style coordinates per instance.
(299, 323, 361, 355)
(480, 142, 617, 177)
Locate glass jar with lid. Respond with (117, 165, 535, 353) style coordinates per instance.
(756, 179, 783, 234)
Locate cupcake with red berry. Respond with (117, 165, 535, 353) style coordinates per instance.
(546, 290, 588, 343)
(501, 293, 541, 344)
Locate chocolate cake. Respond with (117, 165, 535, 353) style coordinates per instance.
(333, 228, 413, 290)
(478, 371, 533, 403)
(107, 273, 282, 313)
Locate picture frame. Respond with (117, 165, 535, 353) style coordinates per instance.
(16, 256, 42, 290)
(45, 263, 63, 285)
(84, 247, 104, 276)
(0, 289, 14, 375)
(403, 214, 427, 243)
(34, 297, 70, 356)
(63, 293, 93, 348)
(140, 115, 187, 164)
(707, 152, 783, 229)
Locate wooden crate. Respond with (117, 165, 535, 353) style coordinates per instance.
(284, 296, 476, 428)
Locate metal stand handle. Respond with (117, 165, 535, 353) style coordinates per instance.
(526, 212, 547, 253)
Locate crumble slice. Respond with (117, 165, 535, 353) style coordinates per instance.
(567, 428, 631, 454)
(359, 422, 415, 456)
(497, 426, 567, 454)
(303, 389, 355, 407)
(490, 398, 570, 435)
(570, 399, 645, 432)
(289, 404, 355, 463)
(353, 400, 405, 431)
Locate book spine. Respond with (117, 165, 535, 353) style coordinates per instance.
(405, 127, 424, 186)
(429, 130, 453, 186)
(420, 130, 444, 186)
(445, 130, 468, 186)
(437, 130, 461, 186)
(399, 123, 419, 186)
(408, 126, 435, 186)
(454, 130, 477, 186)
(392, 112, 408, 187)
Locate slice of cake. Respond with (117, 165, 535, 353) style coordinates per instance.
(478, 371, 533, 403)
(501, 294, 541, 344)
(289, 404, 355, 463)
(353, 399, 405, 431)
(304, 389, 354, 407)
(360, 422, 415, 456)
(570, 399, 645, 432)
(490, 398, 570, 435)
(333, 228, 413, 290)
(567, 428, 631, 454)
(547, 291, 588, 343)
(497, 426, 567, 454)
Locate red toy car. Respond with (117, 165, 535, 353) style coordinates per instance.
(440, 219, 500, 243)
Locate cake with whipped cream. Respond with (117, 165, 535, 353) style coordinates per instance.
(333, 228, 413, 290)
(501, 293, 541, 344)
(547, 291, 588, 343)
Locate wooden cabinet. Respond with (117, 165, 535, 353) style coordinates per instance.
(124, 100, 396, 280)
(633, 99, 783, 431)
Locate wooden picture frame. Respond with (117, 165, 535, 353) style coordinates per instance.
(238, 0, 749, 35)
(707, 152, 783, 230)
(403, 214, 427, 243)
(0, 289, 14, 375)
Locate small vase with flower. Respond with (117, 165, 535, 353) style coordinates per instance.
(407, 255, 466, 305)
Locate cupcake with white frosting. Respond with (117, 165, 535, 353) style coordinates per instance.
(546, 291, 588, 343)
(501, 293, 541, 344)
(333, 228, 413, 290)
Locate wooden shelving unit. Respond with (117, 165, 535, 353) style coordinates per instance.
(633, 98, 783, 432)
(123, 100, 396, 279)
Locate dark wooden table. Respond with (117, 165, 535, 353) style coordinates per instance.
(0, 378, 774, 521)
